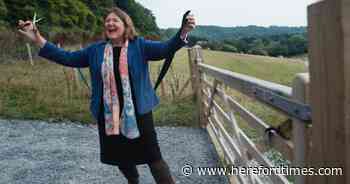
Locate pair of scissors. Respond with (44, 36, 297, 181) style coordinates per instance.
(32, 12, 43, 27)
(18, 12, 43, 30)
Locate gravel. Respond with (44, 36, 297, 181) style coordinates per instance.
(0, 119, 229, 184)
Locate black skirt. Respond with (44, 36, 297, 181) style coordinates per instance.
(97, 110, 163, 166)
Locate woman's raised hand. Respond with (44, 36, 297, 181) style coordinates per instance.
(17, 20, 46, 48)
(181, 12, 196, 35)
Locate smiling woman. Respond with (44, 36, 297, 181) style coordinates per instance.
(17, 6, 196, 184)
(103, 8, 137, 46)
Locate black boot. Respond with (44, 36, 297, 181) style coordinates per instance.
(148, 159, 175, 184)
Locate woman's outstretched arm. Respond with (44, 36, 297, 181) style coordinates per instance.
(38, 42, 90, 68)
(18, 20, 90, 68)
(142, 31, 187, 61)
(143, 12, 196, 61)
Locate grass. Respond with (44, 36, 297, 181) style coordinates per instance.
(201, 50, 307, 86)
(0, 60, 92, 122)
(151, 48, 306, 130)
(0, 47, 306, 130)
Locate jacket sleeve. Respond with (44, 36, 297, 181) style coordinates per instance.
(142, 31, 187, 61)
(38, 42, 91, 68)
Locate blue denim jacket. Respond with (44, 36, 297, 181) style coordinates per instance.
(38, 32, 186, 120)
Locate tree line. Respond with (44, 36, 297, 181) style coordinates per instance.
(0, 0, 160, 44)
(189, 33, 308, 57)
(162, 25, 307, 57)
(0, 1, 308, 57)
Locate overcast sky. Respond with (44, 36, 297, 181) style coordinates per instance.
(136, 0, 317, 28)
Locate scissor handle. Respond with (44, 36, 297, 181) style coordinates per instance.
(181, 10, 191, 29)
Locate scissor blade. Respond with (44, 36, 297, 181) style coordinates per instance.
(33, 12, 37, 26)
(34, 17, 43, 24)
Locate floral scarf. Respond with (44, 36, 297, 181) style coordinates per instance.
(101, 40, 140, 139)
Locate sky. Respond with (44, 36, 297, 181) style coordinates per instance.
(136, 0, 317, 28)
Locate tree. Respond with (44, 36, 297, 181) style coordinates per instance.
(187, 35, 208, 47)
(0, 0, 7, 27)
(0, 0, 7, 18)
(0, 0, 159, 39)
(249, 39, 268, 55)
(266, 41, 289, 56)
(222, 44, 238, 52)
(287, 34, 307, 55)
(3, 0, 37, 26)
(114, 0, 159, 36)
(79, 0, 114, 32)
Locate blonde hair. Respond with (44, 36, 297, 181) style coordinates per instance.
(103, 7, 138, 41)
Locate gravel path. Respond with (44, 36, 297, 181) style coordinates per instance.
(0, 119, 229, 184)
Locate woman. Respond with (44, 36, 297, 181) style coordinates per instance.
(18, 7, 195, 184)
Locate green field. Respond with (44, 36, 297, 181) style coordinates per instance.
(151, 48, 307, 132)
(0, 47, 307, 129)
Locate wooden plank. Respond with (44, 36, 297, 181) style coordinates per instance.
(187, 48, 196, 100)
(253, 175, 265, 184)
(204, 99, 244, 165)
(198, 63, 292, 97)
(194, 46, 206, 128)
(292, 73, 311, 184)
(200, 64, 312, 121)
(177, 78, 191, 97)
(209, 108, 254, 184)
(208, 119, 248, 184)
(206, 120, 241, 184)
(307, 2, 326, 184)
(239, 130, 290, 184)
(210, 111, 242, 161)
(213, 101, 240, 136)
(201, 69, 291, 184)
(344, 0, 350, 183)
(208, 119, 236, 164)
(228, 97, 294, 160)
(202, 79, 267, 134)
(308, 0, 349, 183)
(202, 85, 294, 161)
(206, 80, 220, 118)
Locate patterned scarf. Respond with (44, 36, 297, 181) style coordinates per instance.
(101, 40, 140, 139)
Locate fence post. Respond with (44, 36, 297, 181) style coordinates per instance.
(292, 73, 311, 184)
(26, 43, 34, 66)
(158, 64, 166, 97)
(308, 0, 350, 183)
(188, 45, 206, 128)
(187, 47, 196, 101)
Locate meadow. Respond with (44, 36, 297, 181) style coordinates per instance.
(0, 47, 307, 129)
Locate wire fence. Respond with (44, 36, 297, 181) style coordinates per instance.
(0, 30, 41, 63)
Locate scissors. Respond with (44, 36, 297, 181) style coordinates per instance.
(32, 12, 43, 26)
(18, 12, 43, 30)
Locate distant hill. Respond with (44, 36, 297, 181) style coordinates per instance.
(161, 25, 308, 57)
(161, 25, 306, 41)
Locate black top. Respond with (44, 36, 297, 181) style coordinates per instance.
(99, 46, 138, 117)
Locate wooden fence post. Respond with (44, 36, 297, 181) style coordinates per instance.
(188, 45, 205, 128)
(187, 47, 196, 101)
(158, 64, 166, 97)
(308, 0, 350, 183)
(292, 73, 311, 184)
